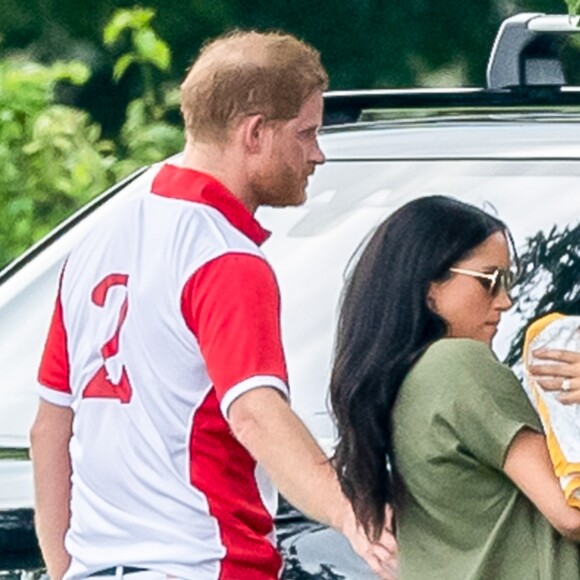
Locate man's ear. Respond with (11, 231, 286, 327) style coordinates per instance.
(242, 114, 268, 154)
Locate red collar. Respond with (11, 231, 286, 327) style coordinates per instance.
(150, 164, 271, 246)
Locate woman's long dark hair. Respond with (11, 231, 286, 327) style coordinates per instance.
(330, 195, 510, 539)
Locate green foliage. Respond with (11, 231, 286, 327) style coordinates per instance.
(103, 6, 157, 44)
(0, 0, 506, 94)
(0, 8, 183, 270)
(0, 58, 116, 267)
(114, 89, 183, 177)
(564, 0, 580, 15)
(104, 7, 171, 118)
(105, 8, 184, 175)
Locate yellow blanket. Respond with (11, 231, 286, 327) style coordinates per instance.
(524, 313, 580, 508)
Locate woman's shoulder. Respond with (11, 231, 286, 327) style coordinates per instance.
(399, 338, 524, 425)
(408, 338, 510, 390)
(421, 337, 496, 367)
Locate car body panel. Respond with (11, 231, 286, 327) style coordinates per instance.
(322, 117, 580, 159)
(2, 115, 580, 577)
(3, 120, 580, 497)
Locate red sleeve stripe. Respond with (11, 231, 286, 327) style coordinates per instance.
(37, 267, 72, 396)
(189, 389, 282, 579)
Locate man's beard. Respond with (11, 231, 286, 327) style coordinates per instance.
(250, 162, 308, 209)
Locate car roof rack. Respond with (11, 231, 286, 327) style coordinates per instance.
(322, 86, 580, 126)
(323, 13, 580, 126)
(487, 13, 580, 90)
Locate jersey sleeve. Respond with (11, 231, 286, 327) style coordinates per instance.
(181, 252, 289, 417)
(37, 271, 73, 407)
(424, 339, 542, 470)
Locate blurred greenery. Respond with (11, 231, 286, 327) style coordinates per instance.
(0, 0, 574, 269)
(0, 7, 183, 269)
(564, 0, 580, 14)
(0, 57, 114, 266)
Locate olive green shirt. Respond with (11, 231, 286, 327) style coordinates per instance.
(393, 338, 580, 580)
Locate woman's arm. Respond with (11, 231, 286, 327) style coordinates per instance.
(503, 427, 580, 540)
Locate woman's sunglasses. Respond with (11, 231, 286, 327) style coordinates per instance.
(449, 267, 516, 297)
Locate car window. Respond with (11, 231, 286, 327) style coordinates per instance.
(258, 159, 580, 446)
(2, 157, 580, 462)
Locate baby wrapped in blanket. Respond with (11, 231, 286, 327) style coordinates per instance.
(524, 313, 580, 508)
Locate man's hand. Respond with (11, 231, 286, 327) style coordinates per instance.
(229, 388, 398, 577)
(529, 348, 580, 404)
(341, 504, 398, 580)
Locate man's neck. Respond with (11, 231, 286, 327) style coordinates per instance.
(181, 141, 257, 214)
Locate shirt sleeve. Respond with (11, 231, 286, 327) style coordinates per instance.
(37, 270, 73, 407)
(424, 339, 542, 470)
(181, 252, 289, 417)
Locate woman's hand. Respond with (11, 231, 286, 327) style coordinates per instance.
(529, 348, 580, 404)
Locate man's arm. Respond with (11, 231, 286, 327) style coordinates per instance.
(185, 254, 397, 577)
(30, 399, 73, 580)
(228, 387, 398, 579)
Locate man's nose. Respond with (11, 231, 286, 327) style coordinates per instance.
(311, 140, 326, 165)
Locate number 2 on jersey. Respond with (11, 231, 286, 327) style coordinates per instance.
(82, 273, 133, 403)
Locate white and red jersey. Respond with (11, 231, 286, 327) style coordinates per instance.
(37, 164, 289, 580)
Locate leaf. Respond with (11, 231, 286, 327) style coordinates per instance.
(103, 7, 156, 45)
(163, 87, 181, 108)
(103, 11, 133, 46)
(133, 29, 171, 71)
(52, 61, 91, 85)
(113, 54, 137, 82)
(564, 0, 580, 16)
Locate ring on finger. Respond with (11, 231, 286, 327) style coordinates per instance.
(562, 378, 571, 392)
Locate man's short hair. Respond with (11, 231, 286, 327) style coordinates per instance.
(180, 30, 329, 143)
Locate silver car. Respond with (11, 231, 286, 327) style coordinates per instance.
(2, 12, 580, 578)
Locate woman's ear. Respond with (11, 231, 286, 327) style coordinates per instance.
(426, 282, 440, 314)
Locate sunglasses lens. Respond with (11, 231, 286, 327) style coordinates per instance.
(478, 277, 494, 294)
(448, 267, 517, 296)
(490, 270, 514, 296)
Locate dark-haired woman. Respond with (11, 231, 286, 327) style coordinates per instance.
(330, 196, 580, 579)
